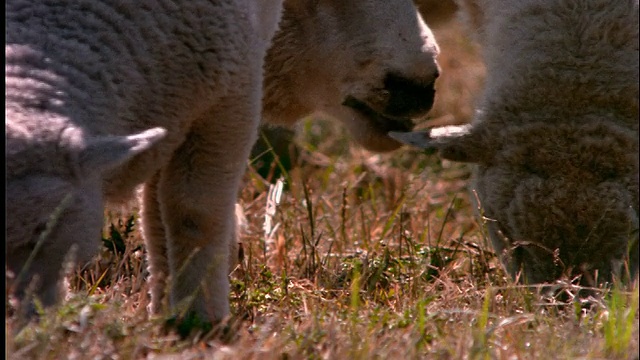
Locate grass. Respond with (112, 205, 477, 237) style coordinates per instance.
(6, 14, 639, 360)
(7, 130, 638, 359)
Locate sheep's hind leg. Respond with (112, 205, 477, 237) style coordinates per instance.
(157, 105, 258, 326)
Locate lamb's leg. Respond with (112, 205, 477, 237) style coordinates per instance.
(157, 104, 259, 323)
(141, 171, 169, 315)
(144, 173, 242, 317)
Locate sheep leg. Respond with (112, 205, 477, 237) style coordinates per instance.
(144, 169, 235, 316)
(157, 104, 259, 324)
(141, 171, 170, 315)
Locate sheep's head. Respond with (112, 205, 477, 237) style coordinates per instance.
(264, 0, 440, 152)
(390, 121, 639, 287)
(5, 125, 166, 307)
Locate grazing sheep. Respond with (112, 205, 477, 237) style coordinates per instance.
(251, 0, 443, 180)
(6, 0, 284, 323)
(251, 0, 473, 183)
(6, 0, 440, 325)
(391, 0, 639, 290)
(262, 0, 440, 153)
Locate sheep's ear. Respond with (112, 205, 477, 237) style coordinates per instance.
(389, 125, 487, 163)
(78, 127, 167, 175)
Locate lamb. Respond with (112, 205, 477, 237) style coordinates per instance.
(251, 0, 457, 181)
(391, 0, 639, 291)
(6, 0, 440, 326)
(261, 0, 440, 153)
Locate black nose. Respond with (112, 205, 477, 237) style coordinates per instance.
(383, 72, 437, 118)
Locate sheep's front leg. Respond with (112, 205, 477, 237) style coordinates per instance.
(157, 106, 258, 323)
(144, 171, 242, 316)
(142, 172, 169, 315)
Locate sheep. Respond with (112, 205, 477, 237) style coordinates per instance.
(261, 0, 440, 153)
(391, 0, 639, 292)
(6, 0, 284, 324)
(6, 0, 441, 326)
(250, 0, 472, 183)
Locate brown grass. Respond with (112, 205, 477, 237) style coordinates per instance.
(6, 9, 638, 360)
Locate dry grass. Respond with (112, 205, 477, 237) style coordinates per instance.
(6, 11, 639, 360)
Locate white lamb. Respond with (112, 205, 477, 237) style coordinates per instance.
(392, 0, 639, 291)
(6, 0, 440, 326)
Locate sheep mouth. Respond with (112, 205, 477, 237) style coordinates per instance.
(342, 96, 415, 134)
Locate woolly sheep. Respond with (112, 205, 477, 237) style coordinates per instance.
(391, 0, 639, 291)
(6, 0, 440, 325)
(262, 0, 440, 153)
(251, 0, 456, 181)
